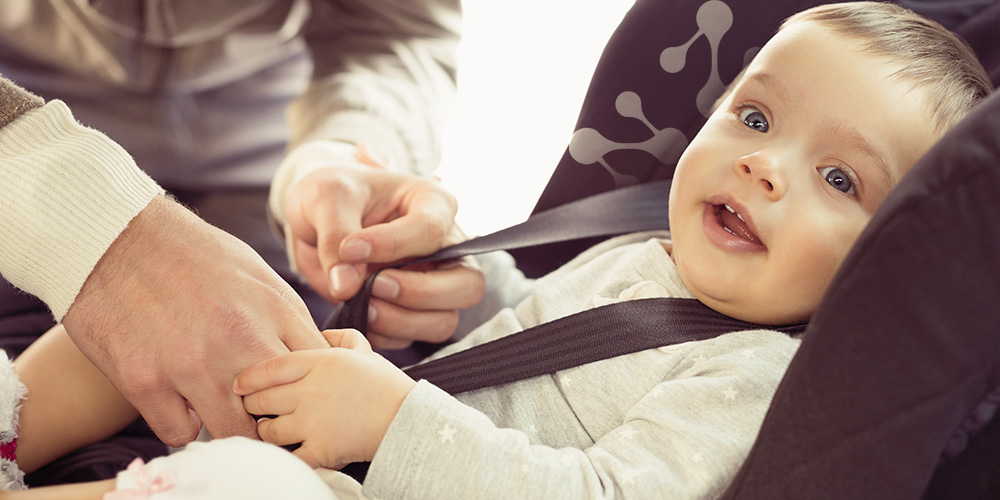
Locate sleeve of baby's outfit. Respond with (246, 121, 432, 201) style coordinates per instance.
(364, 331, 799, 500)
(0, 77, 163, 320)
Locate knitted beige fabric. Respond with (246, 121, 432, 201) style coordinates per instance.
(0, 93, 163, 319)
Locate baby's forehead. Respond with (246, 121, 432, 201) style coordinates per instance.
(771, 15, 979, 135)
(741, 22, 934, 115)
(736, 24, 938, 197)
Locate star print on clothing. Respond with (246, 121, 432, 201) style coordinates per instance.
(690, 452, 705, 464)
(560, 374, 573, 387)
(438, 423, 457, 443)
(619, 427, 637, 440)
(691, 353, 708, 365)
(740, 349, 757, 359)
(722, 386, 738, 401)
(620, 469, 639, 486)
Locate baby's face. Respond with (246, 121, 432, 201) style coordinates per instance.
(668, 21, 938, 325)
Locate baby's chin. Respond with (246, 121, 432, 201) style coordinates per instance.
(671, 248, 813, 326)
(696, 294, 812, 327)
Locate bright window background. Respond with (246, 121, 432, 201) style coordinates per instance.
(436, 1, 634, 237)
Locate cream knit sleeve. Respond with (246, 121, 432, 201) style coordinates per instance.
(0, 90, 163, 320)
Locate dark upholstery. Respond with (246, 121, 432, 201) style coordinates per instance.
(513, 0, 833, 277)
(517, 0, 1000, 497)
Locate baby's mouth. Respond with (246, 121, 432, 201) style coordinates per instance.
(715, 204, 761, 244)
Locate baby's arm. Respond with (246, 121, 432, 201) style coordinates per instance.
(234, 329, 416, 469)
(14, 324, 139, 474)
(0, 480, 114, 499)
(362, 330, 800, 500)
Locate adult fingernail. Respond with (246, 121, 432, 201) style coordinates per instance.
(368, 305, 378, 324)
(372, 275, 400, 300)
(330, 264, 360, 295)
(342, 239, 372, 262)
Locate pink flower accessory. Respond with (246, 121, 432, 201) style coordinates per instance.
(0, 438, 15, 462)
(104, 458, 174, 500)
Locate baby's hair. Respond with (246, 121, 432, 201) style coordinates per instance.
(784, 1, 993, 136)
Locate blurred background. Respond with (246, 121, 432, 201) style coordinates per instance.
(436, 0, 634, 237)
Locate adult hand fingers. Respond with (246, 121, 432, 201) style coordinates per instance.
(126, 388, 204, 448)
(189, 390, 259, 443)
(365, 332, 415, 351)
(286, 170, 370, 301)
(371, 259, 484, 311)
(363, 259, 484, 345)
(291, 236, 371, 306)
(256, 416, 303, 448)
(367, 300, 460, 346)
(290, 239, 332, 303)
(161, 338, 272, 442)
(342, 188, 457, 265)
(275, 305, 328, 352)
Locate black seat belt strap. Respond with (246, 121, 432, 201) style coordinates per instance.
(324, 179, 673, 333)
(405, 297, 805, 394)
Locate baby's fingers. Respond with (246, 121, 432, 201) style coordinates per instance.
(291, 444, 325, 470)
(321, 328, 372, 351)
(242, 385, 299, 417)
(256, 416, 304, 448)
(233, 351, 315, 396)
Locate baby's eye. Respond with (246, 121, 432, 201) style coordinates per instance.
(739, 108, 769, 132)
(819, 166, 856, 195)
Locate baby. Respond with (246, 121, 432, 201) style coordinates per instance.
(0, 2, 991, 499)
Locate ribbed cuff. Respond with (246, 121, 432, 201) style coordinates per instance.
(0, 101, 163, 320)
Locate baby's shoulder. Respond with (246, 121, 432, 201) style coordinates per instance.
(660, 328, 801, 378)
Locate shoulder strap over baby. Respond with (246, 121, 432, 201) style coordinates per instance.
(330, 179, 805, 484)
(323, 179, 806, 394)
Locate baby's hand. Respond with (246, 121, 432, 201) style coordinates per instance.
(233, 329, 416, 469)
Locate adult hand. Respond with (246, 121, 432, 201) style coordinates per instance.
(236, 328, 416, 469)
(283, 166, 485, 349)
(62, 195, 327, 447)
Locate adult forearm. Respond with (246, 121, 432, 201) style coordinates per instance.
(291, 0, 462, 176)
